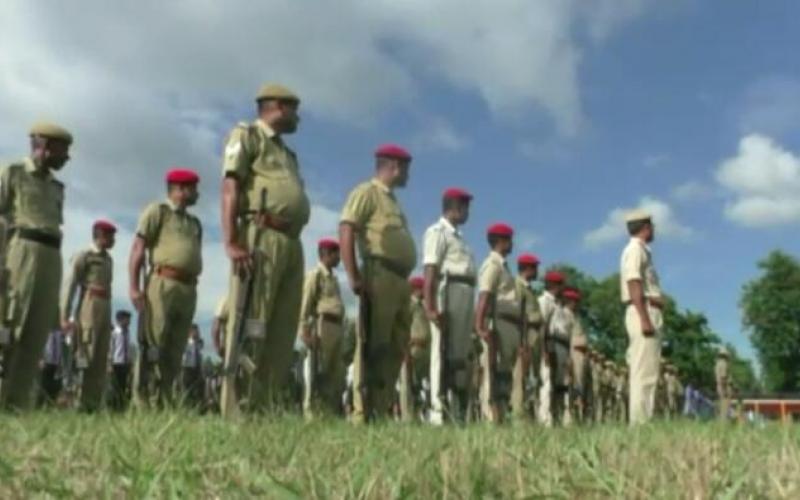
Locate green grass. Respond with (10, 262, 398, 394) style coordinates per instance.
(0, 412, 798, 498)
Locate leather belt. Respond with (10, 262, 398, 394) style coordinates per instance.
(320, 312, 342, 324)
(13, 227, 61, 249)
(444, 275, 476, 287)
(156, 265, 198, 285)
(624, 298, 664, 310)
(409, 338, 428, 349)
(368, 257, 410, 279)
(497, 312, 523, 328)
(86, 287, 110, 299)
(247, 212, 292, 234)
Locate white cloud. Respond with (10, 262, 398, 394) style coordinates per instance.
(411, 117, 468, 153)
(716, 134, 800, 227)
(0, 0, 652, 322)
(738, 76, 800, 138)
(671, 180, 714, 203)
(516, 230, 542, 251)
(583, 196, 693, 249)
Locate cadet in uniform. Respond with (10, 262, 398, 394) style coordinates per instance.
(0, 122, 71, 410)
(398, 276, 431, 422)
(129, 168, 202, 407)
(537, 270, 564, 426)
(220, 84, 310, 415)
(512, 253, 543, 422)
(620, 210, 663, 425)
(299, 238, 346, 418)
(715, 347, 731, 420)
(340, 144, 417, 423)
(566, 289, 589, 423)
(474, 223, 521, 423)
(422, 187, 476, 424)
(549, 287, 578, 425)
(61, 219, 116, 411)
(108, 310, 134, 411)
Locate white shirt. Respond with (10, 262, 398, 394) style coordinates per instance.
(620, 237, 662, 302)
(422, 217, 476, 278)
(182, 337, 203, 369)
(109, 326, 133, 366)
(549, 304, 574, 343)
(538, 290, 558, 334)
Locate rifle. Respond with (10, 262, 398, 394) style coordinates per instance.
(440, 271, 451, 416)
(487, 294, 499, 421)
(357, 289, 372, 413)
(221, 188, 267, 417)
(520, 293, 530, 376)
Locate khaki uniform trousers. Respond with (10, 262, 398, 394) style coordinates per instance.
(139, 274, 197, 407)
(352, 261, 411, 423)
(221, 227, 304, 416)
(303, 316, 345, 418)
(430, 281, 474, 423)
(77, 293, 112, 411)
(510, 326, 537, 421)
(1, 237, 61, 410)
(625, 304, 663, 425)
(479, 317, 519, 423)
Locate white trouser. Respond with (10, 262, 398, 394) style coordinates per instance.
(625, 304, 663, 425)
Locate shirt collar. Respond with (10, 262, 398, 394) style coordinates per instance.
(90, 243, 105, 254)
(489, 250, 506, 266)
(370, 178, 392, 194)
(256, 119, 278, 139)
(165, 198, 185, 213)
(631, 236, 651, 252)
(317, 261, 333, 276)
(23, 156, 51, 178)
(438, 216, 460, 236)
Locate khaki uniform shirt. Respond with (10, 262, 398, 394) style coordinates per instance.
(299, 262, 345, 329)
(222, 120, 310, 237)
(538, 290, 558, 335)
(422, 217, 476, 278)
(514, 276, 543, 330)
(620, 237, 662, 303)
(0, 157, 64, 236)
(340, 178, 417, 276)
(478, 251, 519, 316)
(136, 200, 203, 276)
(60, 244, 113, 322)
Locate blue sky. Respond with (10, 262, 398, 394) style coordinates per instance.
(2, 1, 799, 364)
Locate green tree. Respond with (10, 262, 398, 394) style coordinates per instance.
(741, 250, 800, 392)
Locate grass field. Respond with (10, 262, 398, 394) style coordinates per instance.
(0, 412, 798, 499)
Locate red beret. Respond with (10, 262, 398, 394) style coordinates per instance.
(517, 253, 540, 266)
(544, 271, 565, 283)
(487, 223, 514, 237)
(93, 220, 117, 233)
(318, 238, 339, 250)
(443, 187, 473, 201)
(375, 144, 412, 161)
(563, 288, 581, 301)
(409, 276, 425, 289)
(165, 168, 200, 184)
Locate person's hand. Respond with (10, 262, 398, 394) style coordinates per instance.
(641, 316, 655, 337)
(129, 288, 145, 312)
(225, 242, 252, 276)
(477, 327, 492, 345)
(301, 328, 317, 349)
(61, 320, 74, 334)
(425, 307, 442, 328)
(349, 274, 365, 296)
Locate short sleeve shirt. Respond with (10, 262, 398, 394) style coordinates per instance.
(0, 157, 64, 236)
(136, 201, 203, 276)
(620, 237, 662, 302)
(299, 263, 344, 326)
(422, 217, 476, 278)
(340, 179, 417, 275)
(478, 251, 518, 314)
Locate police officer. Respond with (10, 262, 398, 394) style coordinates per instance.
(512, 253, 544, 422)
(537, 270, 565, 426)
(340, 144, 417, 423)
(220, 84, 310, 416)
(566, 289, 589, 423)
(620, 209, 663, 425)
(474, 223, 520, 423)
(715, 347, 731, 420)
(398, 276, 431, 422)
(0, 122, 71, 409)
(422, 187, 476, 425)
(129, 168, 202, 407)
(549, 287, 578, 425)
(61, 219, 116, 411)
(299, 238, 346, 419)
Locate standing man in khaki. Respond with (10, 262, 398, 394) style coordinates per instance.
(61, 220, 116, 411)
(620, 210, 664, 425)
(537, 270, 564, 426)
(220, 84, 310, 415)
(474, 223, 520, 423)
(398, 276, 431, 422)
(715, 347, 731, 420)
(566, 289, 589, 423)
(0, 123, 71, 410)
(340, 144, 417, 423)
(299, 238, 346, 419)
(422, 187, 477, 425)
(512, 253, 543, 422)
(129, 168, 202, 407)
